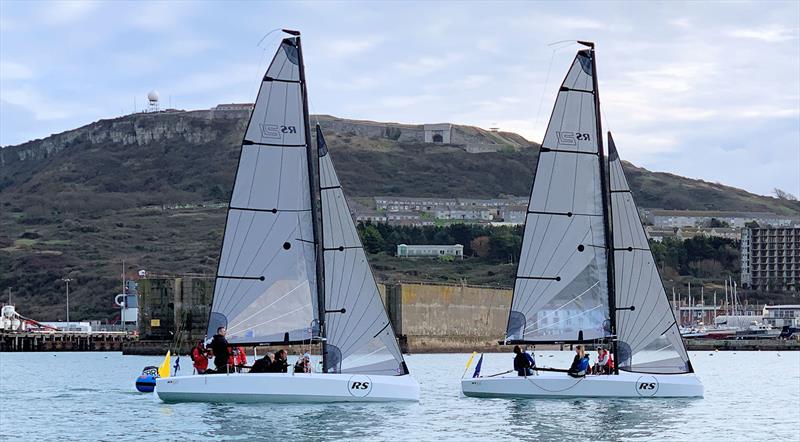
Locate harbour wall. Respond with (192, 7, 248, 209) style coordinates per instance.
(119, 279, 799, 355)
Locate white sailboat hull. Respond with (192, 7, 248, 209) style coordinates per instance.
(461, 370, 703, 398)
(155, 372, 419, 403)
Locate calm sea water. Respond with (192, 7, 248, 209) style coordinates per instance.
(1, 351, 798, 441)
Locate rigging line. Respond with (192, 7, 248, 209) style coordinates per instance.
(216, 211, 281, 314)
(226, 281, 309, 332)
(221, 222, 302, 315)
(525, 304, 604, 335)
(623, 271, 660, 346)
(524, 281, 600, 330)
(220, 210, 257, 307)
(626, 251, 653, 340)
(337, 307, 384, 358)
(327, 246, 352, 341)
(516, 214, 580, 315)
(525, 375, 584, 393)
(628, 311, 673, 354)
(333, 270, 373, 348)
(330, 260, 369, 343)
(227, 303, 311, 335)
(533, 48, 557, 141)
(338, 344, 389, 368)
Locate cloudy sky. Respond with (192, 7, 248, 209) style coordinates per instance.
(1, 1, 798, 197)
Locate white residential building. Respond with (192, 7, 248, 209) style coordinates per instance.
(396, 244, 463, 258)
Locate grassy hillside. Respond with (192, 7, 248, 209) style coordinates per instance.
(1, 110, 797, 320)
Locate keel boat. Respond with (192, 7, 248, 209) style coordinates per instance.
(462, 42, 703, 399)
(157, 30, 418, 403)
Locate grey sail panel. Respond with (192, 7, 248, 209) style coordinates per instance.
(506, 49, 611, 343)
(317, 126, 407, 375)
(609, 132, 691, 373)
(207, 37, 318, 344)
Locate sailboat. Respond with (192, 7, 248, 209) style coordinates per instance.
(461, 42, 703, 398)
(156, 30, 419, 403)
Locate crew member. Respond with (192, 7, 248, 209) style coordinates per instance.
(568, 345, 590, 378)
(209, 327, 231, 373)
(190, 340, 209, 374)
(513, 345, 534, 376)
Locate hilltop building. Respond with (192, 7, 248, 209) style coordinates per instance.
(423, 124, 452, 143)
(741, 226, 799, 292)
(397, 244, 464, 258)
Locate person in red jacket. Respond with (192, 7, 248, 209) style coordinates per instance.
(229, 346, 248, 372)
(190, 340, 209, 374)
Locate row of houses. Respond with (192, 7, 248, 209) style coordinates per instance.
(642, 209, 799, 229)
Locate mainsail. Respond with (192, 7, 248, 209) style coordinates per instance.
(505, 45, 612, 343)
(207, 36, 319, 344)
(608, 133, 692, 373)
(317, 126, 408, 375)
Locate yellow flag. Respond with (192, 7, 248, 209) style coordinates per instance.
(461, 351, 477, 378)
(158, 351, 171, 378)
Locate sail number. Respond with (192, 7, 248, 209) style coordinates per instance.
(260, 123, 298, 139)
(556, 131, 591, 145)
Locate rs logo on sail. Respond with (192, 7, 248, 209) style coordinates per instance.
(556, 131, 591, 145)
(638, 382, 656, 390)
(260, 124, 298, 139)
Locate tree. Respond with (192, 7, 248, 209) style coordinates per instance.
(360, 224, 386, 254)
(773, 188, 798, 201)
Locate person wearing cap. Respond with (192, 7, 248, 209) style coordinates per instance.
(294, 352, 312, 373)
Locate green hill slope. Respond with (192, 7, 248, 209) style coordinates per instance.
(1, 110, 797, 320)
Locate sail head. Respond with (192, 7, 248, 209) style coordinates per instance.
(609, 132, 692, 373)
(317, 126, 408, 375)
(506, 49, 611, 343)
(207, 37, 319, 345)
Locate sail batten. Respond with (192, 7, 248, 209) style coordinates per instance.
(206, 37, 319, 345)
(608, 132, 692, 374)
(506, 49, 611, 344)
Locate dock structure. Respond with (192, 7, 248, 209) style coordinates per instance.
(0, 331, 133, 352)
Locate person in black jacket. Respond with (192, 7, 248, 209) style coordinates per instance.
(250, 352, 273, 373)
(209, 327, 231, 373)
(268, 349, 289, 373)
(513, 345, 534, 376)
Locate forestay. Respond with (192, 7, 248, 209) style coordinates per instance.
(608, 133, 692, 373)
(207, 37, 319, 344)
(506, 49, 611, 343)
(317, 126, 407, 375)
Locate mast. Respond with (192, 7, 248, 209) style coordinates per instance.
(292, 31, 328, 368)
(583, 41, 618, 374)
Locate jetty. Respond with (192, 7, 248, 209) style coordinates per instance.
(0, 331, 133, 352)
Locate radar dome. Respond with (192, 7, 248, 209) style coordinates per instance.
(147, 90, 159, 102)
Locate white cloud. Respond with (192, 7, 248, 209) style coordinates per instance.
(41, 0, 98, 25)
(393, 53, 463, 76)
(0, 61, 34, 80)
(728, 25, 798, 43)
(322, 37, 382, 58)
(1, 85, 88, 120)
